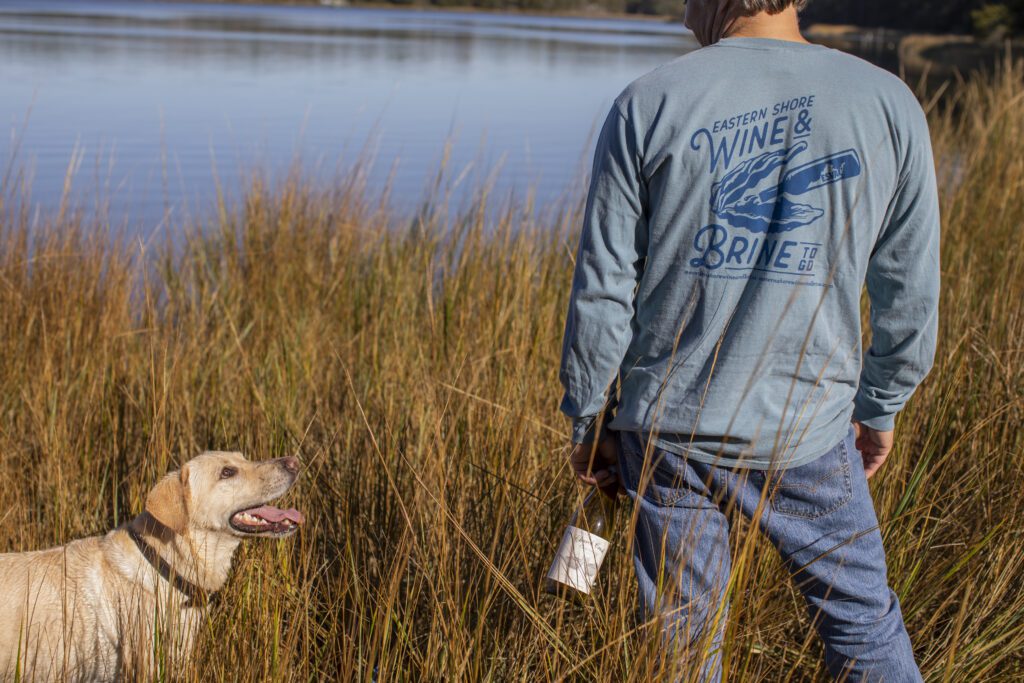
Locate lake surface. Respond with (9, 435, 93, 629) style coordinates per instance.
(0, 2, 894, 233)
(0, 1, 694, 231)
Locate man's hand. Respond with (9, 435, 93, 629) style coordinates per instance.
(569, 435, 621, 498)
(853, 422, 894, 479)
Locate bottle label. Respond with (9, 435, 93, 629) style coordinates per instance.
(546, 526, 610, 595)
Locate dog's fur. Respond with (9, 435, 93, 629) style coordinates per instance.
(0, 452, 302, 682)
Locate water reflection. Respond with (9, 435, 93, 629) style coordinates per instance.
(0, 1, 904, 234)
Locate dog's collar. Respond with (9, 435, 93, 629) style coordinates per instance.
(126, 526, 218, 609)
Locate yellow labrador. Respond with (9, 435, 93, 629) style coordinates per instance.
(0, 452, 304, 682)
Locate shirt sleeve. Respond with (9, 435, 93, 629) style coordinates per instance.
(559, 102, 648, 444)
(853, 101, 941, 431)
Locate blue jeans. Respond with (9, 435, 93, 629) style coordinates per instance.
(619, 427, 922, 682)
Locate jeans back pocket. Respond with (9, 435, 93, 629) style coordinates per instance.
(766, 439, 854, 520)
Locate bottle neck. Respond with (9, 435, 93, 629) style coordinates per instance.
(577, 488, 616, 536)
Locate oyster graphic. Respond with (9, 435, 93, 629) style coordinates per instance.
(710, 141, 825, 234)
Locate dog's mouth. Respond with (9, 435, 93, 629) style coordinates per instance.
(229, 505, 305, 537)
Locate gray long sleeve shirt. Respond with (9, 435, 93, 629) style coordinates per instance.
(559, 37, 941, 470)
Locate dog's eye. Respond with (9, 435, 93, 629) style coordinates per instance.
(220, 467, 238, 479)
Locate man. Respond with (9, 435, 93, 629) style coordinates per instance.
(559, 0, 939, 680)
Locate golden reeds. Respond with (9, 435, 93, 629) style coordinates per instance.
(0, 59, 1022, 681)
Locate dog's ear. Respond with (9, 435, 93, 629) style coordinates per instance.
(145, 464, 191, 534)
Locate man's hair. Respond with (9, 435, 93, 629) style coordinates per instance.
(741, 0, 809, 13)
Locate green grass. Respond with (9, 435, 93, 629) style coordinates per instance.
(1, 60, 1022, 681)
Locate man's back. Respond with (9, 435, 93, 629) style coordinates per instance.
(560, 37, 940, 468)
(560, 6, 937, 678)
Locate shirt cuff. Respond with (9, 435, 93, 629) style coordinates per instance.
(855, 413, 896, 432)
(571, 416, 612, 445)
(853, 390, 899, 432)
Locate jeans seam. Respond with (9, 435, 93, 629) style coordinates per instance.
(623, 435, 703, 508)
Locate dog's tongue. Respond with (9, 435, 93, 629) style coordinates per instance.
(246, 505, 304, 525)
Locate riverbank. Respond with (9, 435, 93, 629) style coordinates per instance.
(164, 0, 1015, 79)
(805, 23, 1019, 80)
(165, 0, 681, 22)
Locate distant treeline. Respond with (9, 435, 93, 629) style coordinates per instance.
(363, 0, 681, 16)
(358, 0, 1018, 35)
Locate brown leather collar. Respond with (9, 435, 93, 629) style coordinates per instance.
(126, 525, 218, 609)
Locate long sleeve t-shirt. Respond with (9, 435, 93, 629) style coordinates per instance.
(559, 37, 941, 470)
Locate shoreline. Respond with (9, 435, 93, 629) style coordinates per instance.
(803, 23, 1018, 79)
(160, 0, 681, 23)
(159, 0, 1004, 52)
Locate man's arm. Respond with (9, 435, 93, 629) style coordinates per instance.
(853, 100, 941, 473)
(559, 101, 647, 450)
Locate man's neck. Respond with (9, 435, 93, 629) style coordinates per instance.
(725, 7, 808, 44)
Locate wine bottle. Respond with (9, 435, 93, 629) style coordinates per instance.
(544, 488, 617, 600)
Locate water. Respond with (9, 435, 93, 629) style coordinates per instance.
(0, 1, 695, 233)
(1, 2, 904, 234)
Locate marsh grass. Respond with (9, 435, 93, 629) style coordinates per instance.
(1, 60, 1023, 681)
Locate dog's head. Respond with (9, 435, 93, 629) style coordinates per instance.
(145, 452, 304, 539)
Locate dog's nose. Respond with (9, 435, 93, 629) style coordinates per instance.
(280, 456, 300, 475)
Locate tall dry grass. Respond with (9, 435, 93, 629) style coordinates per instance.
(0, 60, 1022, 682)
